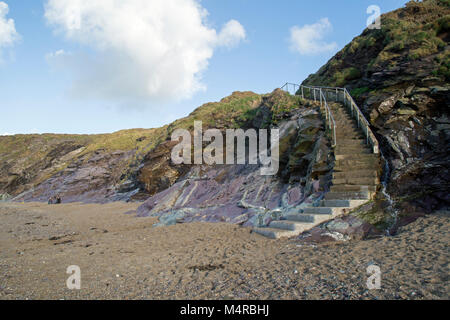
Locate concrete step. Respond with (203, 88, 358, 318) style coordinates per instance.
(332, 176, 380, 185)
(335, 157, 380, 166)
(330, 185, 377, 192)
(336, 144, 369, 150)
(333, 170, 379, 179)
(253, 227, 301, 239)
(335, 133, 365, 139)
(284, 213, 334, 224)
(335, 119, 357, 125)
(335, 128, 363, 134)
(334, 119, 354, 123)
(269, 220, 313, 232)
(334, 119, 359, 124)
(303, 207, 348, 215)
(322, 199, 369, 207)
(336, 139, 367, 145)
(335, 153, 379, 161)
(324, 191, 372, 200)
(334, 163, 380, 171)
(335, 148, 372, 155)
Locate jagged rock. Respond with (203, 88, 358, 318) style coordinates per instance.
(303, 0, 450, 221)
(136, 91, 333, 228)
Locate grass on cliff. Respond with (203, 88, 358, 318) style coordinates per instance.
(303, 0, 450, 87)
(369, 2, 448, 65)
(166, 92, 262, 133)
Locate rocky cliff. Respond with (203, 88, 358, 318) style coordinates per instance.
(0, 90, 334, 230)
(135, 90, 334, 228)
(0, 129, 164, 202)
(1, 91, 325, 204)
(303, 0, 450, 226)
(1, 0, 448, 238)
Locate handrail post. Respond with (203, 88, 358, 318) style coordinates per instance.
(320, 89, 323, 108)
(333, 125, 336, 147)
(366, 125, 369, 145)
(301, 86, 304, 99)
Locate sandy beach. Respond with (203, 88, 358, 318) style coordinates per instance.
(0, 202, 448, 300)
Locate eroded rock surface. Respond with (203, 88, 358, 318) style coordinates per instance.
(135, 96, 334, 227)
(303, 0, 450, 227)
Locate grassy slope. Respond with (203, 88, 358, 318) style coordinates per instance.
(303, 0, 450, 89)
(0, 91, 271, 195)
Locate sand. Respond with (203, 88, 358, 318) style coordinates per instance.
(0, 202, 448, 300)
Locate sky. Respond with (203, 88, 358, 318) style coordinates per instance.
(0, 0, 409, 135)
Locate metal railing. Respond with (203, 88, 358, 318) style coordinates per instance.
(281, 83, 337, 147)
(280, 83, 379, 154)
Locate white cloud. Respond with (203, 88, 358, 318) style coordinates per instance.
(0, 1, 20, 62)
(217, 19, 246, 49)
(44, 0, 246, 104)
(0, 132, 13, 136)
(289, 18, 338, 55)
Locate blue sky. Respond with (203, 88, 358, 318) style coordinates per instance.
(0, 0, 409, 135)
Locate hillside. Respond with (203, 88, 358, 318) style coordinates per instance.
(0, 0, 448, 237)
(0, 91, 298, 203)
(303, 0, 450, 222)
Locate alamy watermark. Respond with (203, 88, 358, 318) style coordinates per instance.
(66, 265, 81, 290)
(366, 265, 381, 290)
(367, 5, 381, 30)
(171, 121, 279, 176)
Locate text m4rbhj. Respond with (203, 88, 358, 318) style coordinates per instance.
(180, 303, 270, 317)
(171, 121, 280, 176)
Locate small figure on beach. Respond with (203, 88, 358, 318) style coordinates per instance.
(48, 195, 62, 204)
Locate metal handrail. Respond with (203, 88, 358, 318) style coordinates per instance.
(319, 89, 337, 147)
(280, 83, 379, 154)
(281, 83, 336, 147)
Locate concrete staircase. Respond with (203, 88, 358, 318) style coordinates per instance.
(254, 98, 381, 239)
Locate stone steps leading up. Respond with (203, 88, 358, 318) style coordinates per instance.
(334, 163, 379, 171)
(335, 158, 380, 167)
(322, 199, 368, 207)
(254, 93, 381, 239)
(253, 227, 300, 239)
(269, 220, 314, 231)
(332, 176, 380, 185)
(330, 185, 377, 192)
(324, 191, 372, 200)
(335, 148, 372, 155)
(333, 170, 379, 179)
(336, 139, 367, 145)
(284, 213, 334, 223)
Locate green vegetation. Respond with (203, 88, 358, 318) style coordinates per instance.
(333, 67, 362, 86)
(271, 96, 304, 119)
(379, 6, 447, 63)
(350, 87, 371, 99)
(351, 200, 392, 231)
(167, 92, 262, 132)
(303, 0, 450, 88)
(433, 51, 450, 80)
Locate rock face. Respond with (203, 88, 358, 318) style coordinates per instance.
(135, 91, 334, 227)
(0, 91, 330, 211)
(303, 0, 450, 225)
(0, 129, 167, 203)
(1, 1, 446, 240)
(14, 149, 136, 203)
